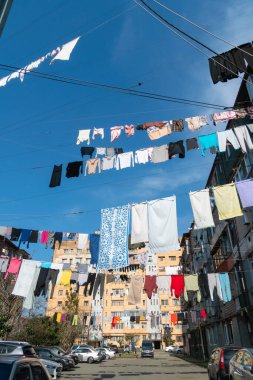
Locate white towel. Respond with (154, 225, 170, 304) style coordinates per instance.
(148, 196, 179, 254)
(189, 189, 215, 229)
(131, 203, 148, 244)
(23, 266, 41, 310)
(12, 260, 40, 298)
(77, 233, 88, 250)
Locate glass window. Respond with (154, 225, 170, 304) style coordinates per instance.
(161, 300, 168, 306)
(159, 257, 165, 261)
(58, 290, 63, 296)
(13, 365, 31, 380)
(63, 249, 68, 254)
(31, 364, 48, 380)
(169, 256, 176, 261)
(159, 267, 166, 272)
(0, 363, 12, 378)
(57, 301, 62, 306)
(243, 351, 253, 366)
(77, 249, 82, 254)
(224, 321, 234, 345)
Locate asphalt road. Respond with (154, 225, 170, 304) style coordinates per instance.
(62, 352, 207, 379)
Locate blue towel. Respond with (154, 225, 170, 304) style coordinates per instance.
(89, 234, 100, 265)
(98, 205, 129, 270)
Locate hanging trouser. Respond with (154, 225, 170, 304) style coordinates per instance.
(49, 165, 62, 188)
(44, 269, 59, 298)
(92, 273, 105, 300)
(234, 125, 253, 153)
(34, 268, 49, 296)
(83, 273, 96, 296)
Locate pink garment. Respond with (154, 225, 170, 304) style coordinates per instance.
(41, 231, 49, 244)
(212, 111, 237, 124)
(111, 126, 123, 142)
(4, 258, 22, 280)
(125, 124, 135, 136)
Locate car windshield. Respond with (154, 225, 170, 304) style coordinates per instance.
(142, 344, 153, 349)
(50, 347, 62, 356)
(0, 363, 13, 377)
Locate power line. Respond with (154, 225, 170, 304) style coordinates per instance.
(0, 63, 230, 110)
(135, 0, 253, 88)
(150, 0, 253, 59)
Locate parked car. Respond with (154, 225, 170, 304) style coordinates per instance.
(41, 358, 62, 379)
(102, 344, 118, 354)
(141, 340, 154, 358)
(165, 345, 176, 352)
(47, 346, 79, 365)
(34, 346, 75, 370)
(0, 355, 51, 379)
(95, 348, 107, 361)
(0, 341, 36, 357)
(96, 347, 115, 359)
(229, 348, 253, 379)
(73, 347, 101, 363)
(70, 344, 93, 352)
(173, 346, 184, 354)
(208, 346, 241, 380)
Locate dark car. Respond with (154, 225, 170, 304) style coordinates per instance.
(47, 345, 79, 365)
(141, 340, 154, 358)
(0, 355, 51, 379)
(229, 348, 253, 379)
(208, 346, 241, 380)
(35, 346, 74, 371)
(0, 341, 36, 357)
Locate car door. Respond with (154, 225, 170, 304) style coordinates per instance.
(241, 351, 253, 380)
(13, 364, 32, 380)
(37, 349, 53, 361)
(208, 349, 219, 379)
(81, 348, 91, 362)
(233, 350, 244, 380)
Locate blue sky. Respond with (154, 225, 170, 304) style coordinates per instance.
(1, 0, 253, 261)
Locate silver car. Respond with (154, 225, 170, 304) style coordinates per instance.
(0, 341, 36, 356)
(230, 348, 253, 379)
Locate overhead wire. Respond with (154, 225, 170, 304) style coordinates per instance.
(0, 64, 230, 110)
(150, 0, 253, 59)
(134, 0, 253, 89)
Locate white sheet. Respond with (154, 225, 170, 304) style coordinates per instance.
(131, 203, 148, 244)
(189, 189, 215, 229)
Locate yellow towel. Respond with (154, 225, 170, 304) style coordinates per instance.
(213, 183, 243, 220)
(56, 312, 61, 323)
(59, 270, 72, 286)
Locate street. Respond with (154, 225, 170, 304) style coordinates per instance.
(62, 352, 207, 380)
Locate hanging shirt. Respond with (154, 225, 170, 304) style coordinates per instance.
(170, 275, 184, 298)
(186, 138, 199, 151)
(171, 119, 184, 132)
(144, 275, 158, 299)
(4, 257, 22, 280)
(168, 140, 185, 159)
(147, 124, 171, 140)
(77, 234, 88, 250)
(170, 313, 178, 325)
(76, 129, 91, 145)
(102, 156, 116, 171)
(198, 133, 219, 157)
(81, 147, 95, 158)
(184, 275, 201, 302)
(59, 270, 72, 286)
(41, 231, 49, 245)
(211, 111, 237, 124)
(66, 161, 83, 178)
(85, 158, 101, 175)
(92, 128, 104, 140)
(137, 121, 168, 130)
(125, 124, 135, 136)
(96, 147, 107, 156)
(151, 145, 169, 163)
(111, 126, 123, 142)
(115, 152, 134, 170)
(185, 115, 209, 131)
(218, 273, 232, 303)
(213, 183, 243, 220)
(135, 148, 153, 164)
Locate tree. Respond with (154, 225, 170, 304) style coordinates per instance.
(163, 327, 175, 347)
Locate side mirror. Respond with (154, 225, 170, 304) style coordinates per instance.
(243, 364, 252, 372)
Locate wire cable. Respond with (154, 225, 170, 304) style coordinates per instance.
(150, 0, 253, 59)
(135, 0, 253, 88)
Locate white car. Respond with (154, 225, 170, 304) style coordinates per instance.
(73, 347, 101, 363)
(165, 345, 176, 352)
(96, 347, 115, 359)
(41, 359, 62, 379)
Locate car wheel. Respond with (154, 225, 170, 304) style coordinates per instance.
(207, 371, 212, 380)
(88, 357, 94, 364)
(106, 355, 110, 360)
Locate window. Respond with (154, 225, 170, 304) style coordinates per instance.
(142, 300, 145, 306)
(84, 301, 89, 306)
(31, 364, 48, 380)
(111, 289, 124, 297)
(159, 256, 165, 261)
(111, 300, 124, 307)
(112, 323, 124, 329)
(176, 336, 183, 342)
(77, 249, 82, 254)
(169, 256, 176, 261)
(69, 259, 73, 264)
(62, 259, 68, 264)
(161, 300, 168, 306)
(63, 249, 68, 254)
(75, 257, 82, 263)
(58, 290, 63, 296)
(70, 249, 74, 254)
(159, 267, 165, 272)
(172, 299, 180, 306)
(57, 301, 62, 306)
(224, 321, 234, 345)
(13, 365, 31, 380)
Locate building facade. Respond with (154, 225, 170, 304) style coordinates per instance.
(180, 74, 253, 359)
(46, 239, 183, 348)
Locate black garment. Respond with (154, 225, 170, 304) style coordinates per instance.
(52, 232, 63, 249)
(90, 316, 94, 326)
(198, 273, 210, 298)
(34, 268, 49, 297)
(52, 313, 57, 322)
(83, 273, 96, 296)
(130, 316, 135, 322)
(44, 269, 59, 298)
(66, 161, 83, 178)
(49, 165, 62, 188)
(10, 228, 22, 241)
(186, 138, 199, 151)
(115, 148, 124, 154)
(81, 147, 95, 158)
(168, 140, 185, 159)
(92, 273, 105, 300)
(120, 275, 128, 282)
(177, 313, 184, 322)
(29, 230, 39, 243)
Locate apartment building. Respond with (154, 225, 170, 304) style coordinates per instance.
(47, 238, 183, 348)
